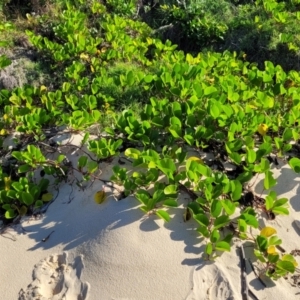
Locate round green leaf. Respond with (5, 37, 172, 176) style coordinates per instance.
(5, 209, 16, 219)
(289, 157, 300, 173)
(42, 193, 53, 202)
(22, 192, 34, 206)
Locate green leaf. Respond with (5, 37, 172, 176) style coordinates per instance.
(272, 206, 289, 215)
(246, 149, 256, 164)
(163, 199, 178, 207)
(256, 235, 268, 252)
(18, 164, 31, 173)
(283, 128, 293, 141)
(78, 156, 88, 168)
(197, 225, 210, 238)
(210, 229, 220, 243)
(125, 148, 141, 159)
(34, 200, 43, 208)
(144, 74, 153, 83)
(276, 260, 295, 273)
(211, 199, 222, 218)
(204, 86, 217, 95)
(269, 236, 282, 246)
(238, 219, 247, 233)
(282, 254, 297, 265)
(187, 202, 203, 215)
(213, 215, 230, 229)
(231, 180, 242, 201)
(169, 125, 181, 138)
(22, 192, 34, 205)
(221, 199, 236, 215)
(164, 185, 177, 195)
(156, 210, 170, 222)
(264, 170, 276, 190)
(12, 182, 23, 192)
(184, 134, 194, 146)
(240, 213, 259, 228)
(268, 254, 280, 264)
(87, 161, 98, 174)
(156, 158, 176, 179)
(5, 209, 16, 219)
(254, 249, 266, 263)
(289, 157, 300, 173)
(12, 151, 23, 161)
(210, 103, 220, 119)
(273, 198, 288, 208)
(205, 243, 213, 255)
(265, 194, 274, 210)
(215, 241, 230, 252)
(194, 213, 209, 226)
(56, 154, 66, 164)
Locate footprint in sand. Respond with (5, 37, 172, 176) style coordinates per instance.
(18, 252, 89, 300)
(186, 263, 238, 300)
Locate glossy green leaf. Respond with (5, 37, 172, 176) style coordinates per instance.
(125, 148, 141, 159)
(163, 199, 178, 207)
(264, 170, 276, 190)
(156, 210, 170, 222)
(289, 157, 300, 173)
(215, 241, 230, 252)
(5, 209, 16, 219)
(78, 156, 88, 168)
(22, 192, 34, 206)
(205, 243, 213, 255)
(211, 199, 222, 218)
(210, 229, 220, 243)
(194, 213, 209, 226)
(18, 164, 31, 173)
(221, 199, 236, 215)
(164, 185, 177, 195)
(213, 215, 230, 229)
(276, 261, 295, 273)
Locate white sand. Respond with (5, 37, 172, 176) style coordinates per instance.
(1, 134, 300, 299)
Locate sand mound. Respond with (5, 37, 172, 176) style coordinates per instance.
(18, 252, 89, 300)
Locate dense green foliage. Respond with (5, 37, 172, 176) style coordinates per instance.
(1, 0, 300, 280)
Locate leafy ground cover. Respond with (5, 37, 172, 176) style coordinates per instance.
(1, 0, 300, 282)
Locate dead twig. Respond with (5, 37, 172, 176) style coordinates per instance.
(42, 230, 54, 242)
(239, 245, 259, 300)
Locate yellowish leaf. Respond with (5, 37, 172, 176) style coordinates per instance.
(19, 205, 28, 216)
(42, 193, 53, 202)
(260, 226, 277, 237)
(4, 176, 11, 190)
(0, 129, 7, 135)
(3, 114, 8, 121)
(187, 156, 204, 164)
(40, 85, 47, 92)
(90, 65, 95, 73)
(94, 190, 106, 204)
(267, 245, 278, 254)
(258, 124, 268, 136)
(80, 53, 89, 60)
